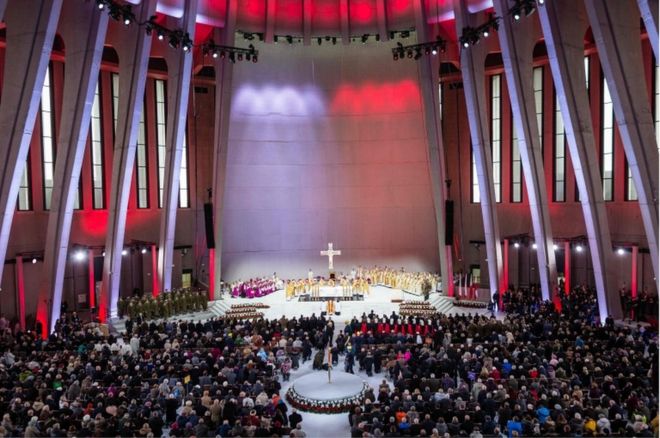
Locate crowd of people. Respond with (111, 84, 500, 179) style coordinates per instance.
(344, 287, 659, 437)
(0, 310, 344, 437)
(118, 289, 208, 321)
(0, 283, 656, 437)
(230, 279, 277, 299)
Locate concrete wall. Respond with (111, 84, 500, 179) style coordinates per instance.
(221, 39, 440, 280)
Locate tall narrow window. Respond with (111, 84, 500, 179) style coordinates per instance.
(511, 123, 522, 203)
(471, 150, 480, 203)
(577, 56, 591, 202)
(111, 73, 119, 131)
(553, 93, 566, 202)
(17, 156, 31, 211)
(533, 67, 544, 153)
(584, 56, 590, 94)
(491, 75, 502, 203)
(90, 80, 105, 209)
(155, 79, 167, 208)
(439, 83, 443, 120)
(655, 62, 660, 137)
(601, 76, 614, 201)
(179, 131, 189, 208)
(135, 108, 149, 208)
(41, 65, 55, 210)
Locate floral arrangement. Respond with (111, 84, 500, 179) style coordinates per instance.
(223, 309, 264, 319)
(285, 382, 370, 414)
(454, 299, 488, 308)
(399, 302, 438, 317)
(230, 303, 270, 309)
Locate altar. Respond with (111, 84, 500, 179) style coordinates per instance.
(301, 286, 363, 299)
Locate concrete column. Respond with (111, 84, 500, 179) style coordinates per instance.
(151, 244, 158, 297)
(564, 241, 570, 294)
(631, 245, 639, 298)
(502, 239, 509, 292)
(100, 0, 158, 321)
(412, 0, 450, 300)
(212, 0, 238, 299)
(0, 0, 62, 312)
(493, 0, 557, 302)
(88, 249, 95, 310)
(585, 0, 659, 282)
(36, 1, 108, 334)
(0, 1, 7, 22)
(538, 0, 621, 320)
(637, 0, 659, 60)
(452, 1, 503, 298)
(157, 0, 199, 293)
(15, 255, 25, 330)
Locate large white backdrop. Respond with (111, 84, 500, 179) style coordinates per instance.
(221, 39, 440, 281)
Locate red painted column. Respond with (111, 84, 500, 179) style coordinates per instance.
(564, 241, 571, 295)
(88, 249, 95, 310)
(631, 245, 638, 298)
(15, 256, 25, 331)
(502, 239, 509, 292)
(151, 244, 159, 297)
(209, 248, 215, 300)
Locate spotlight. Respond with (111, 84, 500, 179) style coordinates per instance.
(141, 248, 147, 254)
(463, 40, 470, 48)
(102, 251, 106, 257)
(617, 248, 625, 255)
(332, 37, 337, 45)
(325, 36, 331, 41)
(274, 36, 279, 44)
(431, 47, 438, 55)
(414, 48, 422, 60)
(483, 30, 489, 37)
(74, 251, 86, 262)
(237, 53, 243, 61)
(229, 52, 236, 63)
(553, 244, 559, 251)
(220, 50, 226, 59)
(317, 37, 322, 45)
(576, 245, 583, 253)
(513, 12, 521, 20)
(97, 0, 105, 10)
(514, 242, 520, 249)
(252, 54, 258, 63)
(538, 0, 544, 4)
(286, 35, 293, 44)
(123, 15, 131, 26)
(32, 258, 37, 264)
(407, 49, 413, 58)
(246, 53, 251, 61)
(157, 30, 165, 41)
(361, 34, 369, 44)
(212, 50, 219, 59)
(121, 249, 128, 256)
(532, 243, 538, 249)
(393, 52, 399, 61)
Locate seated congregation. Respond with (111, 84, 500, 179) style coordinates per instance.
(0, 285, 655, 438)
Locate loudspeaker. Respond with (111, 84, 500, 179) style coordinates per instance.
(445, 200, 454, 246)
(203, 203, 216, 249)
(94, 256, 104, 282)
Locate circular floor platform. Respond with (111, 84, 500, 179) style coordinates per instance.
(286, 371, 369, 414)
